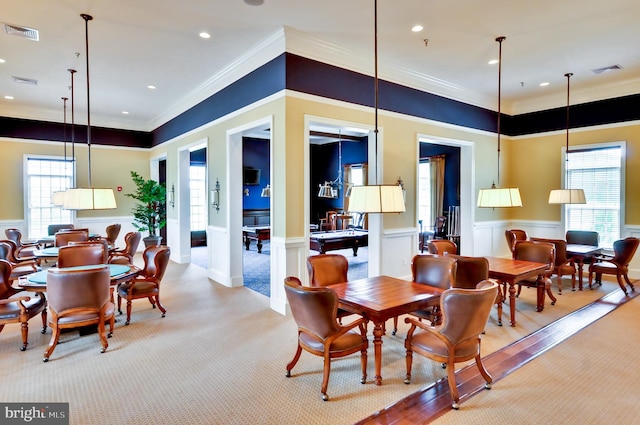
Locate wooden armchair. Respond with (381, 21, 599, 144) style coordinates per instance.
(116, 245, 171, 325)
(307, 254, 355, 324)
(284, 276, 368, 401)
(514, 240, 557, 309)
(531, 237, 576, 293)
(505, 229, 528, 257)
(588, 237, 639, 295)
(43, 265, 114, 362)
(403, 281, 499, 409)
(109, 231, 142, 265)
(54, 229, 89, 247)
(0, 259, 47, 351)
(4, 228, 40, 259)
(104, 223, 122, 245)
(0, 240, 40, 282)
(319, 211, 338, 231)
(58, 243, 107, 268)
(404, 254, 456, 330)
(427, 239, 458, 255)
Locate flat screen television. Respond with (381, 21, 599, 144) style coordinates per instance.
(243, 167, 261, 185)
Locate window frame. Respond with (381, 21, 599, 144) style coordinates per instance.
(561, 141, 626, 249)
(23, 154, 76, 239)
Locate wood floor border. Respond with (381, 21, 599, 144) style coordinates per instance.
(355, 286, 639, 425)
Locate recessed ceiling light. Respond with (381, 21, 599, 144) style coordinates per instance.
(147, 85, 156, 90)
(4, 96, 14, 100)
(0, 59, 6, 63)
(411, 25, 423, 32)
(488, 59, 499, 65)
(244, 0, 264, 5)
(539, 82, 550, 87)
(199, 32, 211, 39)
(122, 111, 129, 115)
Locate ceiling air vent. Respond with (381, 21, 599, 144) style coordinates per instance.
(2, 23, 39, 41)
(592, 64, 623, 74)
(13, 76, 38, 86)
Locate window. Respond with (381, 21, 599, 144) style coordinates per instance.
(25, 155, 74, 238)
(190, 165, 207, 231)
(564, 143, 625, 248)
(417, 160, 431, 227)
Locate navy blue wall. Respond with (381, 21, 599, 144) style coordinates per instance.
(4, 53, 640, 149)
(310, 137, 368, 224)
(242, 138, 270, 210)
(420, 143, 461, 215)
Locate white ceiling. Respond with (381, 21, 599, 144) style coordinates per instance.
(2, 0, 639, 132)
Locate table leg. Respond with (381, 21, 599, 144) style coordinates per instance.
(372, 320, 384, 385)
(244, 236, 250, 251)
(352, 244, 359, 256)
(536, 276, 546, 312)
(256, 239, 263, 254)
(508, 281, 517, 327)
(576, 259, 584, 290)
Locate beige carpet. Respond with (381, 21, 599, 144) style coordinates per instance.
(0, 259, 623, 425)
(432, 293, 640, 425)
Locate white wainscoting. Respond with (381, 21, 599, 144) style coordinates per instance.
(206, 225, 237, 287)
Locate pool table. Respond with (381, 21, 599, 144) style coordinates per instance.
(242, 226, 270, 253)
(309, 230, 368, 256)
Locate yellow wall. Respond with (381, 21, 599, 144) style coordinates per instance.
(5, 97, 638, 233)
(0, 137, 150, 220)
(508, 122, 640, 224)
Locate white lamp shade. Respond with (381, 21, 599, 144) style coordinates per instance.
(51, 190, 66, 206)
(548, 189, 586, 204)
(477, 186, 522, 208)
(63, 188, 117, 210)
(347, 185, 405, 213)
(261, 184, 271, 197)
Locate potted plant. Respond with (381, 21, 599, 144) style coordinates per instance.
(125, 171, 167, 247)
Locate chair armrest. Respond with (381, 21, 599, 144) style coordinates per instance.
(0, 296, 30, 312)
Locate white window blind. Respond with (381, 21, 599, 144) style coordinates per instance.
(565, 145, 622, 248)
(26, 156, 74, 238)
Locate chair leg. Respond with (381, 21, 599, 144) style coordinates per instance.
(285, 345, 302, 377)
(154, 296, 167, 317)
(403, 348, 413, 384)
(475, 354, 493, 389)
(321, 354, 331, 401)
(98, 316, 109, 353)
(445, 359, 460, 409)
(117, 294, 123, 315)
(624, 273, 635, 292)
(43, 325, 61, 362)
(616, 274, 628, 296)
(20, 321, 29, 351)
(40, 308, 47, 334)
(392, 316, 398, 335)
(125, 299, 133, 325)
(546, 283, 557, 305)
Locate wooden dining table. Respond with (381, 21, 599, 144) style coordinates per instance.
(486, 257, 549, 327)
(328, 275, 444, 386)
(566, 244, 602, 290)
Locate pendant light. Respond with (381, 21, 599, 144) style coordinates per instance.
(548, 73, 586, 204)
(317, 130, 343, 199)
(51, 96, 69, 206)
(63, 14, 117, 210)
(260, 184, 271, 197)
(346, 0, 405, 214)
(477, 36, 522, 208)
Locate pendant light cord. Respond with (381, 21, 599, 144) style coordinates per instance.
(496, 36, 505, 187)
(68, 69, 76, 185)
(564, 72, 573, 187)
(374, 0, 379, 185)
(82, 14, 93, 188)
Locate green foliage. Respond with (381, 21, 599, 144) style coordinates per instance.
(125, 171, 167, 237)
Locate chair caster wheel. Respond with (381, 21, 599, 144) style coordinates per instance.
(20, 346, 27, 352)
(360, 378, 366, 384)
(484, 383, 492, 390)
(404, 377, 411, 384)
(451, 402, 459, 410)
(285, 370, 291, 377)
(107, 333, 113, 338)
(100, 348, 106, 353)
(43, 358, 49, 363)
(322, 394, 329, 401)
(125, 321, 130, 325)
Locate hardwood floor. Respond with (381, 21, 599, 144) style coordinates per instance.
(355, 287, 640, 424)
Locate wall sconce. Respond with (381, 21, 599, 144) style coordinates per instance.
(211, 178, 220, 213)
(169, 184, 175, 208)
(397, 177, 406, 204)
(243, 188, 250, 196)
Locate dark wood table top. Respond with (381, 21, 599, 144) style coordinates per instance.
(328, 275, 443, 321)
(485, 256, 548, 282)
